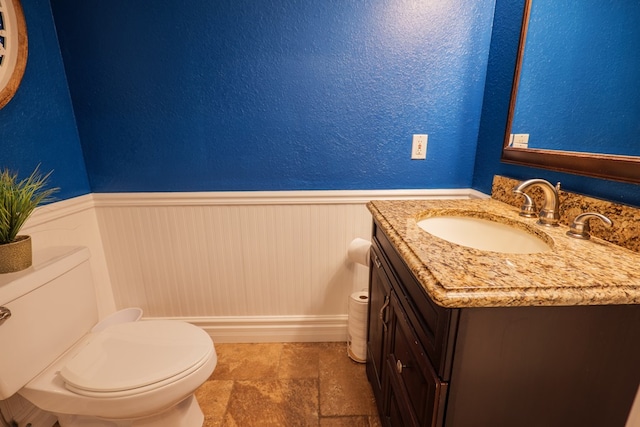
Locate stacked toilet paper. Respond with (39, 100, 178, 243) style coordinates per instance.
(345, 238, 372, 363)
(347, 291, 369, 363)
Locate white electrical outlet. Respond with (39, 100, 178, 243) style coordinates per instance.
(411, 134, 428, 160)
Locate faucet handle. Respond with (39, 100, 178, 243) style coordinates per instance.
(513, 189, 538, 218)
(566, 212, 613, 240)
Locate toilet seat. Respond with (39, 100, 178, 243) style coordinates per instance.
(60, 320, 212, 398)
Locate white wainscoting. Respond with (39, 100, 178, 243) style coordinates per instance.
(21, 195, 116, 318)
(93, 189, 487, 342)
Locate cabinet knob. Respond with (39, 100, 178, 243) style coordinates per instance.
(396, 359, 407, 374)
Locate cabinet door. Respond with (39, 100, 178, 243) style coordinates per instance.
(386, 293, 447, 427)
(373, 221, 456, 380)
(366, 244, 392, 414)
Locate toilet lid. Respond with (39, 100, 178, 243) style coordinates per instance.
(60, 320, 212, 393)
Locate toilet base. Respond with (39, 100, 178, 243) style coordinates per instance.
(56, 395, 204, 427)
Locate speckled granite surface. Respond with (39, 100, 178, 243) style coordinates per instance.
(492, 175, 640, 253)
(367, 197, 640, 308)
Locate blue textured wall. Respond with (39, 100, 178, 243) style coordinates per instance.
(512, 1, 640, 156)
(7, 1, 636, 205)
(51, 0, 496, 192)
(0, 0, 89, 200)
(473, 0, 640, 207)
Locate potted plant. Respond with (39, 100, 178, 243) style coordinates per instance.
(0, 166, 58, 273)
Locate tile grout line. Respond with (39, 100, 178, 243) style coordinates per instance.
(316, 345, 321, 426)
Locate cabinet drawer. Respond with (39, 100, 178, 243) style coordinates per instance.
(387, 292, 447, 427)
(373, 222, 456, 380)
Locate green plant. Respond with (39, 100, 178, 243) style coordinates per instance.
(0, 166, 59, 244)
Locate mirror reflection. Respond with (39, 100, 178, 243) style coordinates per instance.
(510, 1, 640, 157)
(502, 0, 640, 184)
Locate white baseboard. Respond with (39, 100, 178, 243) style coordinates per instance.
(148, 315, 349, 343)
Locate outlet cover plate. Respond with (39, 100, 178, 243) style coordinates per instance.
(412, 134, 428, 159)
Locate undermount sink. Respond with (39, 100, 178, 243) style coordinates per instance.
(416, 215, 551, 254)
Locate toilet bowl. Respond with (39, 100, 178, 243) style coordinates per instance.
(21, 320, 216, 426)
(0, 246, 216, 427)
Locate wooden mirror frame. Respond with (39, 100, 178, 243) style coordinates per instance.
(501, 0, 640, 184)
(0, 0, 27, 109)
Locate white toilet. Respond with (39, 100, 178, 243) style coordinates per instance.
(0, 246, 217, 426)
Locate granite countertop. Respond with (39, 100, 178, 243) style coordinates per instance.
(368, 198, 640, 308)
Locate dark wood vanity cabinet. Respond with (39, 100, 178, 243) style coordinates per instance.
(367, 222, 455, 427)
(385, 291, 448, 427)
(366, 220, 640, 427)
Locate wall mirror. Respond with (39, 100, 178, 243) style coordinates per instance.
(501, 0, 640, 184)
(0, 0, 27, 109)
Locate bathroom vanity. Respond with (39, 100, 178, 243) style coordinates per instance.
(366, 198, 640, 427)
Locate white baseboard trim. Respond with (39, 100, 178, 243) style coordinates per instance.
(148, 315, 349, 343)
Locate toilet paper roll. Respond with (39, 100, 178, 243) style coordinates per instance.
(347, 238, 371, 267)
(347, 291, 369, 363)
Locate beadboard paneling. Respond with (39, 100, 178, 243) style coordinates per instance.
(96, 202, 373, 318)
(93, 190, 485, 335)
(21, 195, 116, 318)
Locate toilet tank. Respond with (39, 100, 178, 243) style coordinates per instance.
(0, 246, 98, 399)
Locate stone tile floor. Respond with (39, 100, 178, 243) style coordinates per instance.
(196, 342, 382, 427)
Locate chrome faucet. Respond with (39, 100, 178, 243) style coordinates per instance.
(513, 179, 561, 226)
